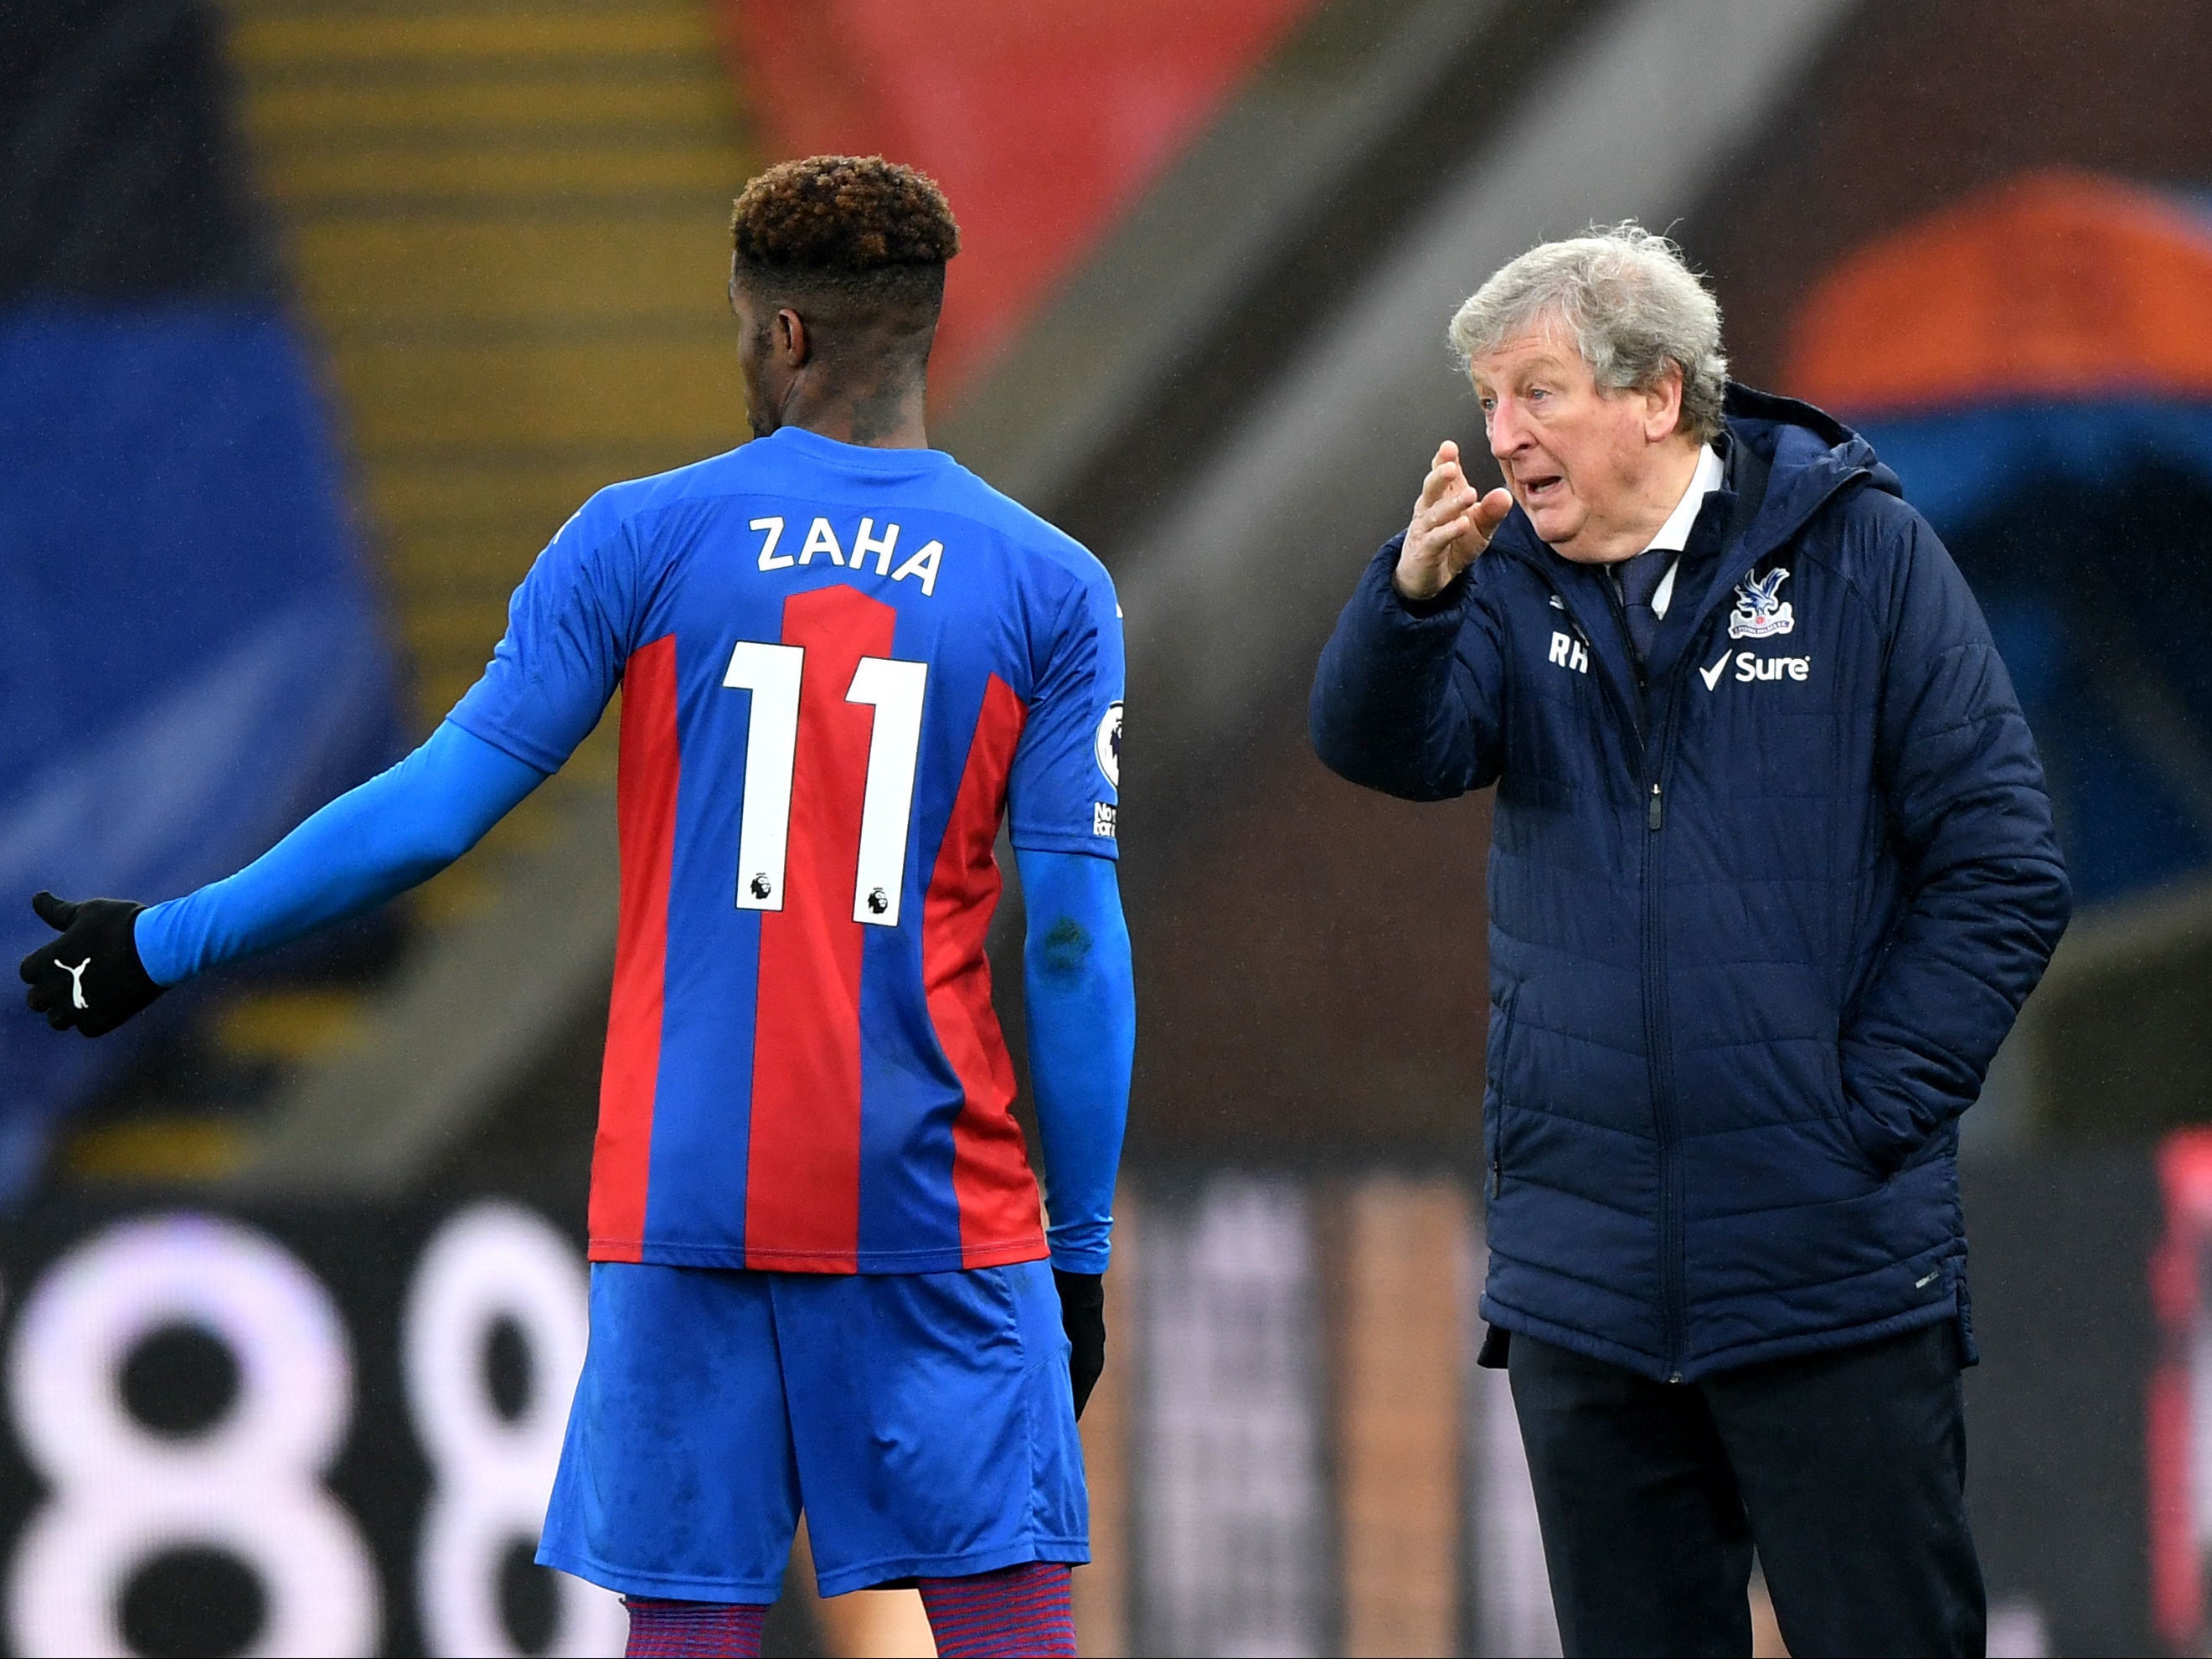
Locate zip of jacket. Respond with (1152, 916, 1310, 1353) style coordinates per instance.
(1533, 566, 1689, 1376)
(1643, 672, 1687, 1380)
(1604, 570, 1689, 1379)
(1477, 434, 1869, 1378)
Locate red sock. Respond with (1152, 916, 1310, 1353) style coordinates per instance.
(917, 1561, 1077, 1658)
(621, 1597, 767, 1658)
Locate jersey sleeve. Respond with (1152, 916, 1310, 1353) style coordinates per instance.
(1008, 564, 1123, 858)
(446, 492, 643, 772)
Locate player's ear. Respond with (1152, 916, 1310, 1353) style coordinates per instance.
(776, 307, 811, 368)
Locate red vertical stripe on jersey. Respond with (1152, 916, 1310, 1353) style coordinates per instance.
(590, 634, 680, 1261)
(745, 586, 898, 1270)
(926, 673, 1048, 1266)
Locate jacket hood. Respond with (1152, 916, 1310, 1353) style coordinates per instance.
(1721, 382, 1899, 555)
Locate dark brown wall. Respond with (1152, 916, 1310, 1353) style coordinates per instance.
(1124, 718, 1493, 1161)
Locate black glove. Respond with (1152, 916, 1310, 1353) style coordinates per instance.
(18, 892, 164, 1037)
(1054, 1269, 1106, 1419)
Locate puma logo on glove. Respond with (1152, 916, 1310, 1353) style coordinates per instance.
(56, 956, 91, 1009)
(18, 893, 165, 1038)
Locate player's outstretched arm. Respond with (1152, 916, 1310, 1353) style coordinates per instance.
(19, 721, 547, 1037)
(1016, 845, 1134, 1419)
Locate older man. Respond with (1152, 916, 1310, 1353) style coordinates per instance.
(1311, 227, 2069, 1657)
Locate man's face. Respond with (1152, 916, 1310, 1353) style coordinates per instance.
(1468, 316, 1677, 564)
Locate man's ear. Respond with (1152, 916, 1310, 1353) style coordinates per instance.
(1645, 363, 1689, 442)
(776, 307, 811, 368)
(1642, 363, 1685, 443)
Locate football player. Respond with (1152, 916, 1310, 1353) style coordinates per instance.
(22, 155, 1133, 1659)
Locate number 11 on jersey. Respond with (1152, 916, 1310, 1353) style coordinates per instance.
(724, 640, 930, 929)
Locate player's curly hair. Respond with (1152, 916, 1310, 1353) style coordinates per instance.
(730, 155, 958, 317)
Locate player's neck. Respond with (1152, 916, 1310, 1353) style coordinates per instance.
(776, 370, 931, 450)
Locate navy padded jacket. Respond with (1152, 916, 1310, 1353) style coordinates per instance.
(1310, 387, 2070, 1383)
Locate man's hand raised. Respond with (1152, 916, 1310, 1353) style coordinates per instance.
(1395, 441, 1512, 603)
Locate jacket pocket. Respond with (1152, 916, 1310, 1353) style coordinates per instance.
(1833, 1039, 1922, 1179)
(1484, 1091, 1503, 1199)
(1812, 1037, 1885, 1182)
(1485, 987, 1519, 1198)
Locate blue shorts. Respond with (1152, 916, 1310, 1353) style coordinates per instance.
(536, 1258, 1089, 1600)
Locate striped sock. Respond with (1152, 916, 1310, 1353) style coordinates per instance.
(621, 1597, 768, 1658)
(917, 1561, 1077, 1657)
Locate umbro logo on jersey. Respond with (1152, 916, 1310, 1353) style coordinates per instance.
(56, 956, 90, 1010)
(1702, 648, 1812, 690)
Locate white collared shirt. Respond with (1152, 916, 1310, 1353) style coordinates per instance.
(1643, 443, 1725, 619)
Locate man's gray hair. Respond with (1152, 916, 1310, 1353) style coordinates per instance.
(1448, 224, 1728, 444)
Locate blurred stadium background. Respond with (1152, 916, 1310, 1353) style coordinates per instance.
(3, 0, 2209, 1652)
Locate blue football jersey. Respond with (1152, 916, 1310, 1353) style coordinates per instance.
(449, 426, 1123, 1271)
